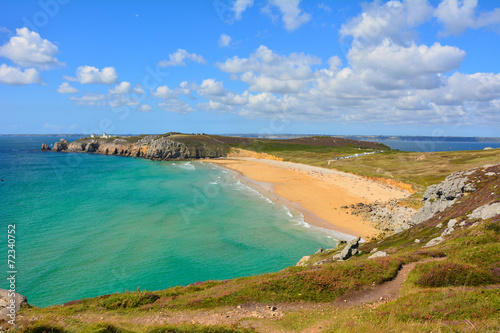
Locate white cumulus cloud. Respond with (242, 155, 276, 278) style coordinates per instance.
(69, 93, 106, 106)
(435, 0, 477, 35)
(218, 33, 232, 47)
(66, 66, 119, 84)
(133, 85, 145, 95)
(349, 40, 466, 78)
(138, 104, 152, 112)
(158, 99, 195, 114)
(109, 81, 132, 94)
(0, 64, 43, 85)
(158, 49, 206, 67)
(57, 82, 78, 94)
(435, 0, 500, 36)
(108, 95, 139, 108)
(340, 0, 434, 46)
(264, 0, 311, 30)
(217, 45, 321, 93)
(153, 82, 191, 99)
(233, 0, 254, 20)
(0, 28, 63, 69)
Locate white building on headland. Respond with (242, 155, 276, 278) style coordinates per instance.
(102, 133, 109, 139)
(90, 133, 95, 138)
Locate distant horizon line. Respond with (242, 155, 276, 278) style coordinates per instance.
(1, 133, 500, 140)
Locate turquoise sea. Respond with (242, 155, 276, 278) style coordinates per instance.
(374, 140, 500, 152)
(0, 137, 337, 307)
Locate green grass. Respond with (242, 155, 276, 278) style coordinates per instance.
(376, 289, 500, 322)
(49, 258, 401, 315)
(326, 150, 500, 190)
(409, 261, 499, 287)
(226, 138, 389, 166)
(18, 324, 256, 333)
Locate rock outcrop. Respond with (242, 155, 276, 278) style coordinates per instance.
(52, 138, 69, 152)
(424, 236, 444, 248)
(42, 134, 229, 161)
(41, 143, 51, 151)
(467, 203, 500, 220)
(350, 202, 416, 234)
(0, 289, 27, 321)
(296, 256, 311, 267)
(333, 237, 360, 261)
(411, 170, 477, 225)
(368, 250, 387, 259)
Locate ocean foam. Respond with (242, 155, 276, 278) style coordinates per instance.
(177, 162, 196, 170)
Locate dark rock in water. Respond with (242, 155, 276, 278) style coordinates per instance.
(0, 289, 27, 321)
(41, 143, 51, 151)
(52, 138, 69, 152)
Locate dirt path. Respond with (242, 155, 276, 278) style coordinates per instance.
(137, 258, 442, 332)
(299, 258, 446, 333)
(20, 259, 444, 332)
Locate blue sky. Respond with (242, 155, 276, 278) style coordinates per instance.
(0, 0, 499, 136)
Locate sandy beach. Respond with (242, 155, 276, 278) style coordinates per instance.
(206, 157, 410, 240)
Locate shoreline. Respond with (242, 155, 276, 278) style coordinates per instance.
(228, 168, 360, 242)
(205, 157, 410, 240)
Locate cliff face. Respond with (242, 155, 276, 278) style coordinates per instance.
(44, 135, 229, 161)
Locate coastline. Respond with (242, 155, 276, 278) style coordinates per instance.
(205, 157, 410, 240)
(228, 168, 359, 242)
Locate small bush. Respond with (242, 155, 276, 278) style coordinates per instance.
(413, 261, 498, 287)
(20, 325, 67, 333)
(91, 324, 124, 333)
(486, 222, 500, 234)
(100, 292, 160, 310)
(147, 325, 255, 333)
(490, 262, 500, 279)
(377, 289, 500, 322)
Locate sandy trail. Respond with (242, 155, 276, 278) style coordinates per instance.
(206, 157, 409, 239)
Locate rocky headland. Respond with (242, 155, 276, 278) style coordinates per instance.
(42, 133, 230, 160)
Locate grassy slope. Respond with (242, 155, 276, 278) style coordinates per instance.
(16, 165, 500, 332)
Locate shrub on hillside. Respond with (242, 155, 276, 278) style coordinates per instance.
(414, 261, 499, 287)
